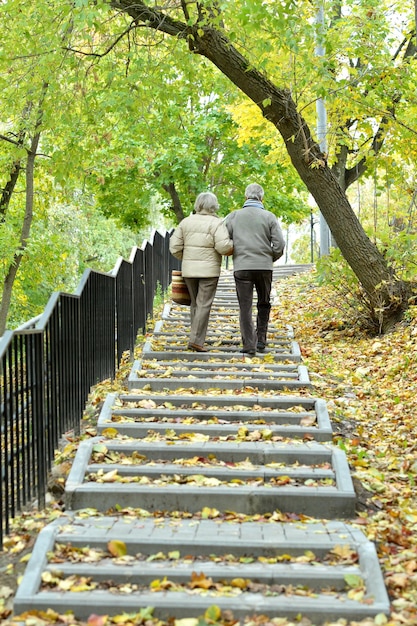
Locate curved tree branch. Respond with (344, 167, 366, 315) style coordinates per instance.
(64, 22, 138, 57)
(338, 30, 417, 189)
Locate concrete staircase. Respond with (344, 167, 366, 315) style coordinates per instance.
(14, 266, 390, 623)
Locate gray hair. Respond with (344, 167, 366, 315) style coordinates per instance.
(194, 192, 219, 215)
(245, 183, 264, 201)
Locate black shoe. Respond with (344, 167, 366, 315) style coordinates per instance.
(256, 342, 266, 352)
(240, 348, 256, 356)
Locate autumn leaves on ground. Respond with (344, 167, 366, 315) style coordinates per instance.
(1, 268, 417, 626)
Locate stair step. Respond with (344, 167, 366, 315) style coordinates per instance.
(97, 392, 333, 441)
(64, 437, 356, 518)
(139, 346, 302, 362)
(14, 515, 390, 623)
(153, 318, 294, 341)
(128, 356, 310, 391)
(146, 316, 301, 361)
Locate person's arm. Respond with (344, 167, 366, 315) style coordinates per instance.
(270, 218, 285, 261)
(214, 221, 234, 256)
(169, 225, 184, 260)
(224, 213, 233, 239)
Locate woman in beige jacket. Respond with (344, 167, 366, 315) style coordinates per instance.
(169, 192, 233, 352)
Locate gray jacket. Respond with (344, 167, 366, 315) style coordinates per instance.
(226, 201, 285, 271)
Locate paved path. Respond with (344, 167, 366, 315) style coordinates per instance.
(14, 266, 390, 623)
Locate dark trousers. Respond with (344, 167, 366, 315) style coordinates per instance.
(233, 270, 272, 351)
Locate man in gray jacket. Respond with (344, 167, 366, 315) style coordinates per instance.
(225, 183, 285, 355)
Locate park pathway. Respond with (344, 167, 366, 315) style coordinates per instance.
(14, 267, 390, 624)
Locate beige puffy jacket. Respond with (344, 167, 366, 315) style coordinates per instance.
(170, 213, 233, 277)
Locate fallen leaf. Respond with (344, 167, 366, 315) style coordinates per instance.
(108, 540, 127, 557)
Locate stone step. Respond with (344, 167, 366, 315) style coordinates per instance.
(14, 515, 390, 623)
(152, 332, 294, 345)
(152, 309, 299, 360)
(163, 308, 281, 320)
(142, 344, 301, 360)
(64, 437, 356, 518)
(150, 331, 293, 348)
(128, 344, 311, 390)
(140, 341, 302, 363)
(151, 336, 286, 348)
(154, 315, 294, 338)
(135, 359, 306, 374)
(127, 357, 310, 391)
(96, 392, 333, 441)
(161, 303, 286, 317)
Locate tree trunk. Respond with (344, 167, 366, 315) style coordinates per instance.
(0, 132, 42, 335)
(0, 102, 31, 220)
(108, 1, 411, 331)
(0, 84, 46, 333)
(162, 181, 185, 223)
(0, 161, 22, 221)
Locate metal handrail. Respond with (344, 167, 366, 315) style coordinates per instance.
(0, 228, 173, 546)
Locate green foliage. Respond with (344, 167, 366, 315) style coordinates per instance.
(291, 232, 318, 265)
(83, 88, 309, 225)
(1, 0, 417, 329)
(5, 199, 140, 329)
(347, 178, 417, 280)
(378, 230, 417, 281)
(314, 250, 376, 331)
(315, 246, 414, 335)
(153, 281, 165, 310)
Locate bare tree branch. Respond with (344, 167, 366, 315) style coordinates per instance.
(64, 22, 138, 57)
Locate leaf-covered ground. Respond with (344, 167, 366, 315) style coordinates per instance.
(1, 268, 417, 625)
(271, 270, 417, 625)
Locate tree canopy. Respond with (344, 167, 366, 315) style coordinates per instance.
(1, 0, 417, 331)
(0, 0, 310, 330)
(100, 0, 417, 331)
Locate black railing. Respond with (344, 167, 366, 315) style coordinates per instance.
(0, 229, 175, 546)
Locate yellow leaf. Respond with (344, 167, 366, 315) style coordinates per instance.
(101, 427, 118, 438)
(150, 576, 167, 590)
(138, 399, 157, 409)
(347, 588, 365, 601)
(204, 605, 222, 621)
(168, 550, 180, 559)
(201, 506, 220, 519)
(237, 426, 249, 438)
(108, 540, 127, 557)
(230, 578, 248, 589)
(71, 581, 98, 592)
(101, 469, 119, 482)
(331, 544, 357, 561)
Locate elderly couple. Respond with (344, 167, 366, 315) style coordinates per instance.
(169, 183, 285, 356)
